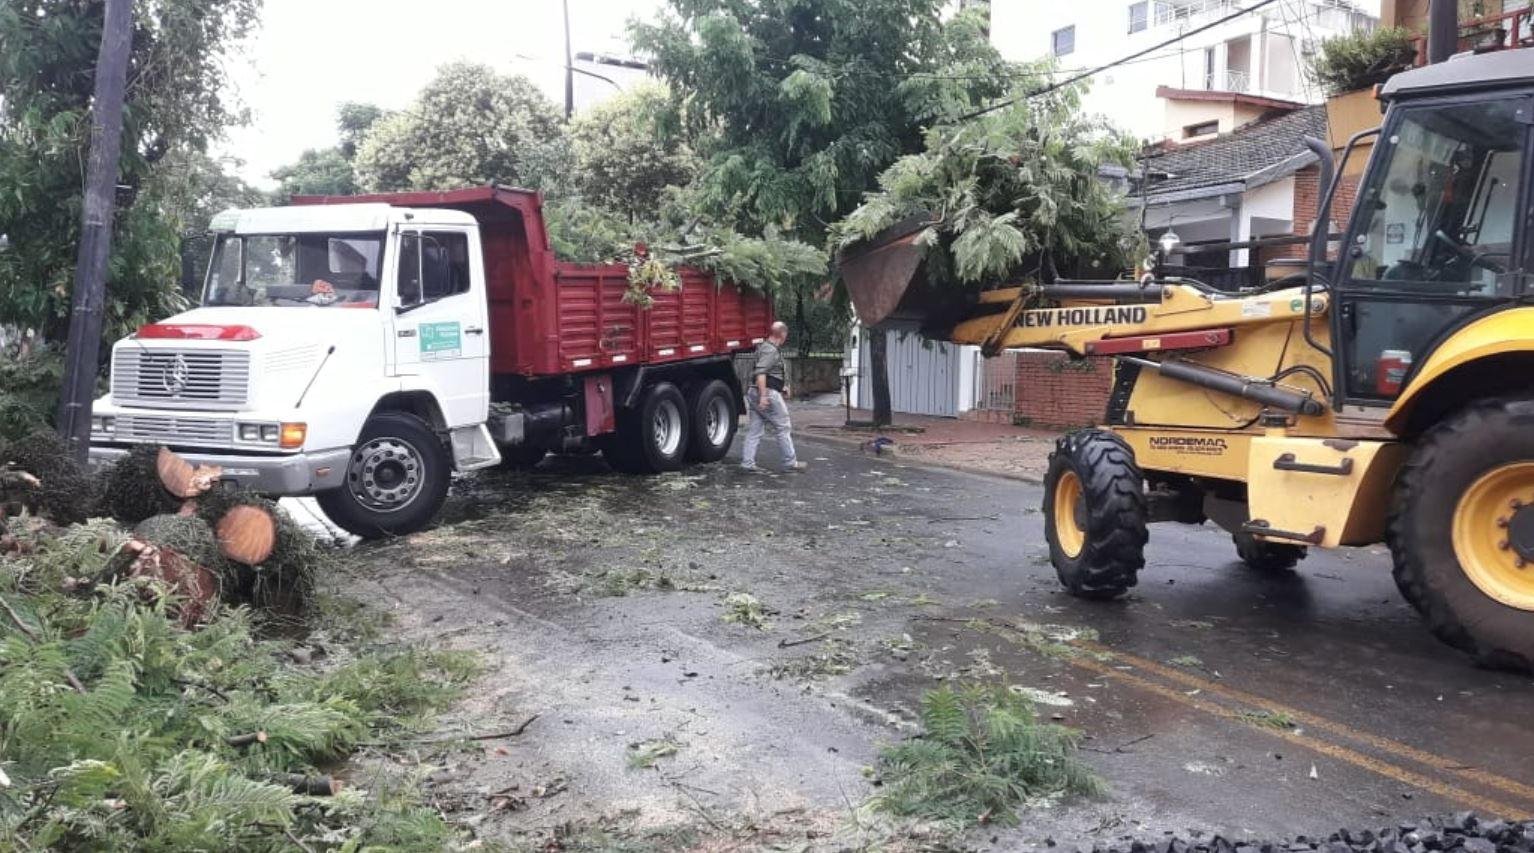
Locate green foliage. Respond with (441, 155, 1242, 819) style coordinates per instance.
(871, 685, 1102, 827)
(1307, 27, 1418, 96)
(0, 528, 478, 850)
(0, 0, 261, 340)
(835, 82, 1141, 288)
(192, 488, 323, 614)
(354, 62, 569, 193)
(96, 445, 184, 525)
(271, 148, 357, 199)
(1, 428, 97, 525)
(335, 102, 386, 161)
(632, 0, 1015, 241)
(569, 83, 701, 221)
(0, 345, 65, 441)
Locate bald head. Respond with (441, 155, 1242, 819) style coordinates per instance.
(769, 321, 789, 344)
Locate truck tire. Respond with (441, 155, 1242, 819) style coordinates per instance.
(1388, 397, 1534, 672)
(686, 379, 738, 463)
(1043, 429, 1147, 600)
(1232, 532, 1306, 572)
(605, 381, 689, 474)
(317, 411, 450, 539)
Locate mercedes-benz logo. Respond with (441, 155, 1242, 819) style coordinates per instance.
(160, 354, 191, 396)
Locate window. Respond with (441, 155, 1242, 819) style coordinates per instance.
(1339, 97, 1526, 399)
(1128, 1, 1148, 33)
(397, 231, 471, 307)
(203, 232, 384, 308)
(1184, 120, 1219, 138)
(1051, 25, 1075, 57)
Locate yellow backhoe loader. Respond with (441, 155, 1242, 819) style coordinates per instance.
(842, 49, 1534, 669)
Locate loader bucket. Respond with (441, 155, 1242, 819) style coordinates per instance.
(837, 215, 943, 328)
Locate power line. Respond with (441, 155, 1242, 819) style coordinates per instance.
(952, 0, 1285, 122)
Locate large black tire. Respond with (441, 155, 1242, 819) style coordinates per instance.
(603, 381, 689, 474)
(317, 411, 450, 539)
(1232, 532, 1306, 572)
(1388, 398, 1534, 672)
(1043, 429, 1148, 599)
(685, 379, 738, 463)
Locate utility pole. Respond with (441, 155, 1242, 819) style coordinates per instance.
(563, 0, 575, 119)
(57, 0, 133, 463)
(1427, 0, 1457, 64)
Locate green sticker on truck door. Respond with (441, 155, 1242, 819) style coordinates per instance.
(419, 322, 462, 360)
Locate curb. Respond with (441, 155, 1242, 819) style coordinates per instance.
(792, 430, 1046, 485)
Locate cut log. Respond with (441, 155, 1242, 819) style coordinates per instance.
(215, 504, 277, 566)
(270, 773, 342, 796)
(116, 537, 219, 627)
(156, 447, 222, 499)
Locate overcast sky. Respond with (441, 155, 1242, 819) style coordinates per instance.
(218, 0, 665, 189)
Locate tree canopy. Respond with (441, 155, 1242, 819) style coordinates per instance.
(0, 0, 260, 340)
(568, 82, 701, 222)
(631, 0, 1014, 243)
(353, 62, 569, 193)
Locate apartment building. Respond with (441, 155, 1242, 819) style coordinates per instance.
(990, 0, 1376, 141)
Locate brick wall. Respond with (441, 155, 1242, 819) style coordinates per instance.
(1268, 165, 1360, 263)
(1014, 351, 1115, 429)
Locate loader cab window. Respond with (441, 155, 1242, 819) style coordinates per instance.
(1337, 96, 1528, 402)
(396, 231, 470, 309)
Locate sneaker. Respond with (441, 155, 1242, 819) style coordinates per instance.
(782, 461, 808, 472)
(739, 463, 764, 473)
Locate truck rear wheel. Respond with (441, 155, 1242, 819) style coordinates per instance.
(604, 381, 689, 474)
(1389, 398, 1534, 672)
(317, 411, 450, 539)
(1043, 429, 1147, 600)
(1232, 532, 1306, 572)
(686, 379, 738, 463)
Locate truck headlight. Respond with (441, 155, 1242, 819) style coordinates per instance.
(91, 415, 115, 435)
(261, 425, 279, 443)
(239, 423, 261, 442)
(237, 422, 282, 444)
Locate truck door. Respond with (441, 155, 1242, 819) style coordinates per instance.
(1333, 94, 1530, 404)
(390, 227, 490, 426)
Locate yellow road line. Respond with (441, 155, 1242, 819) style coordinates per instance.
(1068, 653, 1532, 819)
(1078, 640, 1534, 806)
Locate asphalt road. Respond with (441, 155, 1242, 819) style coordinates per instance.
(339, 434, 1534, 848)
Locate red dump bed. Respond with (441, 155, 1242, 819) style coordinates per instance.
(292, 186, 772, 377)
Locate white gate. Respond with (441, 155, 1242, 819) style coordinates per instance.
(972, 350, 1019, 414)
(852, 327, 975, 417)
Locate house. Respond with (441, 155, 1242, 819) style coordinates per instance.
(1138, 102, 1332, 278)
(989, 0, 1376, 143)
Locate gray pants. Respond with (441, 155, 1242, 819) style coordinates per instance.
(741, 388, 796, 469)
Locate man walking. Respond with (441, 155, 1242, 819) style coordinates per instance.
(741, 321, 805, 472)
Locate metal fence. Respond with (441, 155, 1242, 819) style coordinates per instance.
(972, 350, 1020, 414)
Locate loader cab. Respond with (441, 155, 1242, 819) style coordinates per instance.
(1330, 51, 1534, 405)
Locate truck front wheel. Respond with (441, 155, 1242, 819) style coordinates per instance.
(317, 411, 450, 539)
(1043, 429, 1147, 599)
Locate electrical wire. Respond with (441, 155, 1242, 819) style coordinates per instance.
(951, 0, 1285, 122)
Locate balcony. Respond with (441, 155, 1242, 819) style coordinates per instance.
(1153, 0, 1238, 28)
(1204, 69, 1251, 93)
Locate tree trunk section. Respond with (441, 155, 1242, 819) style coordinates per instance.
(867, 326, 893, 428)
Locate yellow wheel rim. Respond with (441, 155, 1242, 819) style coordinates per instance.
(1452, 461, 1534, 612)
(1053, 469, 1086, 559)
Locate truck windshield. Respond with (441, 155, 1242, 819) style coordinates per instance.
(204, 232, 386, 308)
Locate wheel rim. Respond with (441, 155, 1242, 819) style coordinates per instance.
(1452, 461, 1534, 612)
(1053, 469, 1086, 558)
(347, 436, 425, 513)
(653, 399, 683, 457)
(704, 395, 732, 447)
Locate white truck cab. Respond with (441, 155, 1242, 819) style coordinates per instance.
(89, 203, 502, 536)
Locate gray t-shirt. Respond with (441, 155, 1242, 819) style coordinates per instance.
(752, 340, 786, 389)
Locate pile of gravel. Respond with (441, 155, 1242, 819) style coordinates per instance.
(1080, 815, 1533, 853)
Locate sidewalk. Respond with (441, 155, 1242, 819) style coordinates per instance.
(786, 400, 1060, 483)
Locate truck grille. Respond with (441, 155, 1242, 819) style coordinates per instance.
(111, 415, 234, 447)
(111, 349, 250, 409)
